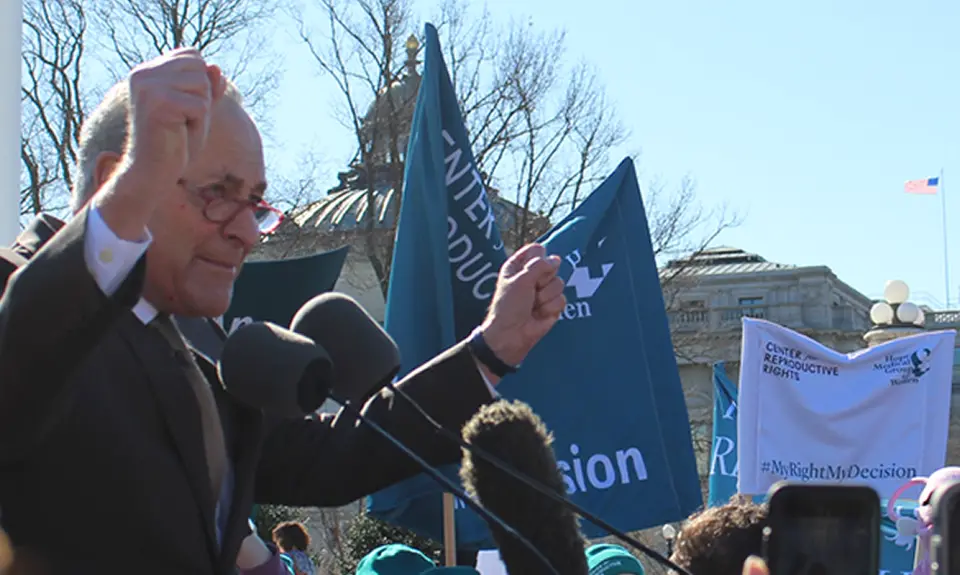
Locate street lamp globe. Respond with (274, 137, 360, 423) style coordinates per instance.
(916, 308, 926, 326)
(870, 301, 894, 325)
(884, 280, 910, 305)
(662, 523, 676, 541)
(896, 301, 921, 324)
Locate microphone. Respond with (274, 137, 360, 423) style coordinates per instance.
(216, 323, 560, 575)
(461, 400, 588, 575)
(289, 293, 400, 404)
(285, 293, 690, 574)
(217, 321, 333, 417)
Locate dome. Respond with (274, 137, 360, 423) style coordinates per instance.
(291, 165, 535, 237)
(359, 35, 422, 161)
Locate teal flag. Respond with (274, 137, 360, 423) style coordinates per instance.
(708, 366, 916, 574)
(221, 246, 349, 334)
(708, 363, 740, 506)
(370, 153, 705, 546)
(366, 22, 508, 547)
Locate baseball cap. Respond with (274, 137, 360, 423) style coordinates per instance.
(355, 544, 436, 575)
(586, 544, 646, 575)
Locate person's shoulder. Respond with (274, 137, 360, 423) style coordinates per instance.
(0, 247, 28, 293)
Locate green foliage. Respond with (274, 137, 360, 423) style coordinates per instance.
(339, 511, 443, 574)
(252, 504, 312, 546)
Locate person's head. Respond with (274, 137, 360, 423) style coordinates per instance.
(73, 74, 278, 317)
(670, 496, 767, 575)
(586, 544, 645, 575)
(271, 521, 311, 553)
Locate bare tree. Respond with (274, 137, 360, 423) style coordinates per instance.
(20, 0, 89, 219)
(290, 0, 631, 294)
(94, 0, 281, 115)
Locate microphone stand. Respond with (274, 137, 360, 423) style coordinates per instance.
(330, 393, 561, 575)
(385, 382, 693, 575)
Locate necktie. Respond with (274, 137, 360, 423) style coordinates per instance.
(151, 314, 228, 502)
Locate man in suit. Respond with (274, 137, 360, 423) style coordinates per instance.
(0, 48, 567, 574)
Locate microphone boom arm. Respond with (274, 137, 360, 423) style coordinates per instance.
(385, 382, 693, 575)
(330, 393, 561, 575)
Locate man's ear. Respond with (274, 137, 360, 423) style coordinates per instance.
(93, 152, 123, 192)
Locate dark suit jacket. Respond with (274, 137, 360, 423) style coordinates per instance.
(0, 210, 493, 574)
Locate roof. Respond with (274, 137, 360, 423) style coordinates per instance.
(662, 247, 798, 276)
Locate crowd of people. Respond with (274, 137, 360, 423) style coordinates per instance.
(0, 40, 782, 575)
(235, 496, 768, 575)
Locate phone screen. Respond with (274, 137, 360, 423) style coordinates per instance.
(767, 486, 879, 575)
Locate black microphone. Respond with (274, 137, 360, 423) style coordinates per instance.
(217, 321, 333, 417)
(461, 399, 588, 575)
(285, 292, 690, 574)
(216, 323, 560, 575)
(289, 292, 400, 404)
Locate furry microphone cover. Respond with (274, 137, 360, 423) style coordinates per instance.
(461, 400, 588, 575)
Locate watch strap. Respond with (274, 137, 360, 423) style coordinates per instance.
(467, 328, 518, 378)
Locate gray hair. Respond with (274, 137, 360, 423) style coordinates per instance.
(71, 77, 243, 213)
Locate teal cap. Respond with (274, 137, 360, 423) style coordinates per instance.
(355, 544, 436, 575)
(586, 544, 645, 575)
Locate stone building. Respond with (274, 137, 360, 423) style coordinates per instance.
(664, 246, 872, 424)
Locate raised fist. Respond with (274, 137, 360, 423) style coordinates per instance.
(125, 47, 226, 185)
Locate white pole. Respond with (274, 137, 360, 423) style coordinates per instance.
(0, 1, 22, 245)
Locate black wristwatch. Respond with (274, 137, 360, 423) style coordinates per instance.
(467, 328, 519, 378)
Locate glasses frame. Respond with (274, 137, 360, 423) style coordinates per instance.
(178, 179, 284, 235)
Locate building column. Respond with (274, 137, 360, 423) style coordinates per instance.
(1, 0, 23, 244)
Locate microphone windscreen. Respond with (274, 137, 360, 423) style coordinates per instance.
(290, 292, 401, 404)
(461, 400, 588, 575)
(218, 321, 333, 417)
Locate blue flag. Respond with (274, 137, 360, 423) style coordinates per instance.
(366, 21, 509, 546)
(708, 366, 915, 574)
(708, 362, 740, 506)
(370, 150, 704, 545)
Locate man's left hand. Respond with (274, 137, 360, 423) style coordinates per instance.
(477, 243, 567, 374)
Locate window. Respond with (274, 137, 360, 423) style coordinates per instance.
(738, 296, 763, 306)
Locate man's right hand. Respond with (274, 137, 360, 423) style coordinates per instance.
(93, 48, 225, 241)
(127, 48, 224, 186)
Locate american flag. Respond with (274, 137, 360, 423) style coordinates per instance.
(904, 177, 939, 194)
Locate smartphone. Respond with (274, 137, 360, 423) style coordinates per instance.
(763, 483, 880, 575)
(931, 479, 960, 575)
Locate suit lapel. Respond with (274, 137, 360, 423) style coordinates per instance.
(115, 314, 221, 560)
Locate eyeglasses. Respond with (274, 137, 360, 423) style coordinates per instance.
(178, 179, 284, 235)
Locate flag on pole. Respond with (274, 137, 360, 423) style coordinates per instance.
(366, 21, 509, 547)
(708, 362, 740, 507)
(370, 155, 705, 547)
(904, 177, 940, 194)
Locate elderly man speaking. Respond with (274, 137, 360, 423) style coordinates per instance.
(0, 49, 566, 574)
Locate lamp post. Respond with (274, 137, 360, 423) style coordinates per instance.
(863, 280, 926, 347)
(662, 523, 677, 556)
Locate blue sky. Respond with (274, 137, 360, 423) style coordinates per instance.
(264, 0, 960, 308)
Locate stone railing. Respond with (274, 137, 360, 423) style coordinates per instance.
(668, 305, 768, 332)
(927, 310, 960, 328)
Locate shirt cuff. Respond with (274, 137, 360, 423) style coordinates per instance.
(479, 367, 500, 399)
(83, 207, 152, 297)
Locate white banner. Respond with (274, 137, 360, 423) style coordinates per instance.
(738, 318, 955, 498)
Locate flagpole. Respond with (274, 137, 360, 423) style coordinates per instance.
(942, 168, 950, 309)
